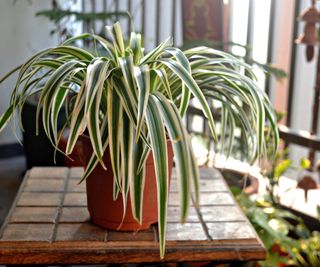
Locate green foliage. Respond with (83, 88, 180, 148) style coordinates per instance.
(275, 110, 286, 122)
(253, 61, 287, 81)
(274, 159, 292, 181)
(233, 149, 320, 266)
(237, 105, 319, 266)
(299, 231, 320, 266)
(300, 158, 311, 170)
(263, 148, 291, 204)
(182, 40, 287, 82)
(0, 22, 278, 258)
(36, 9, 130, 24)
(36, 0, 131, 40)
(235, 192, 320, 267)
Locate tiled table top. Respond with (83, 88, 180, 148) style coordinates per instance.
(0, 167, 265, 265)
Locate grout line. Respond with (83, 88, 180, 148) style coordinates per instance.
(190, 168, 231, 241)
(170, 190, 229, 193)
(192, 195, 212, 241)
(167, 219, 247, 224)
(152, 225, 159, 242)
(50, 168, 71, 242)
(24, 190, 66, 193)
(61, 205, 87, 207)
(6, 221, 58, 224)
(104, 230, 108, 242)
(24, 190, 85, 193)
(16, 205, 85, 208)
(5, 221, 93, 225)
(202, 220, 247, 224)
(218, 168, 266, 247)
(25, 177, 66, 180)
(169, 203, 236, 207)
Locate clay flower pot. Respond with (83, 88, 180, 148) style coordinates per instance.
(80, 135, 174, 231)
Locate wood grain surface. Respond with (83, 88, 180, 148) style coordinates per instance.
(0, 167, 265, 264)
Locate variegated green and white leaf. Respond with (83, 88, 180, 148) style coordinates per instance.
(119, 56, 137, 100)
(85, 59, 110, 162)
(66, 81, 87, 155)
(119, 113, 133, 228)
(140, 37, 172, 65)
(129, 32, 142, 64)
(130, 135, 147, 223)
(78, 113, 109, 184)
(145, 98, 168, 259)
(133, 65, 150, 140)
(152, 93, 193, 221)
(164, 47, 191, 116)
(158, 58, 218, 142)
(41, 61, 80, 144)
(106, 22, 125, 57)
(151, 68, 172, 99)
(85, 59, 110, 114)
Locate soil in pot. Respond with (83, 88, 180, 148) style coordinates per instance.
(80, 136, 174, 231)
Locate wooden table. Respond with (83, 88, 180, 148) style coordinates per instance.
(0, 167, 265, 265)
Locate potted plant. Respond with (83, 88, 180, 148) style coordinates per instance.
(0, 22, 278, 258)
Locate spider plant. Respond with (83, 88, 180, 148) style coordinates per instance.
(0, 22, 278, 258)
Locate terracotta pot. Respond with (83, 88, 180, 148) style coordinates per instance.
(80, 136, 174, 231)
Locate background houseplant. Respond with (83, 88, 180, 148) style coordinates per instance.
(0, 22, 278, 257)
(227, 112, 319, 267)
